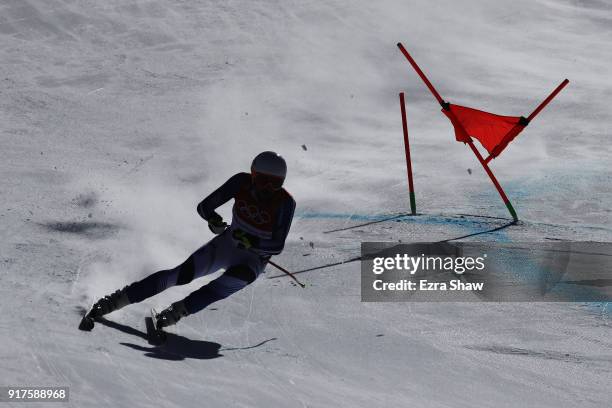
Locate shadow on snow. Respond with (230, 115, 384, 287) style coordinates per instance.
(90, 317, 276, 361)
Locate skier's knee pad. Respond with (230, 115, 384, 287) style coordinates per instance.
(224, 265, 256, 284)
(176, 255, 196, 285)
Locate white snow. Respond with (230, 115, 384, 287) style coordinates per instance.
(0, 0, 610, 407)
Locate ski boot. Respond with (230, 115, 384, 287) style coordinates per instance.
(79, 287, 131, 331)
(155, 300, 189, 330)
(89, 287, 131, 319)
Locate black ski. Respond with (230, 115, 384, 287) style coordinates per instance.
(146, 308, 167, 345)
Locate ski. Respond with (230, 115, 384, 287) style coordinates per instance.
(146, 308, 167, 345)
(78, 303, 96, 331)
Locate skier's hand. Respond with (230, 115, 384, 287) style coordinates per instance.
(232, 229, 254, 250)
(207, 213, 228, 235)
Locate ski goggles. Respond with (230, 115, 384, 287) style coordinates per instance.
(251, 171, 284, 191)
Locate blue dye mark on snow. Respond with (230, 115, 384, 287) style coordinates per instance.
(297, 211, 515, 242)
(297, 212, 393, 221)
(298, 210, 610, 315)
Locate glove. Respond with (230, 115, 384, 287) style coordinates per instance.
(232, 229, 255, 250)
(207, 213, 227, 235)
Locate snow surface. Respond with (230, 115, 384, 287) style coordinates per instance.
(1, 0, 611, 407)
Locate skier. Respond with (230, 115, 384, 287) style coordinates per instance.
(87, 151, 296, 329)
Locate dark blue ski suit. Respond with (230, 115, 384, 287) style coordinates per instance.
(125, 172, 295, 314)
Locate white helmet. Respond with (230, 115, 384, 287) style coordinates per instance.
(251, 151, 287, 178)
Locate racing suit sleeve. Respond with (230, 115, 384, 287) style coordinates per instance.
(196, 173, 250, 221)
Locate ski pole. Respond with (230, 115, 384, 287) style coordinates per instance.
(231, 228, 305, 287)
(267, 260, 305, 288)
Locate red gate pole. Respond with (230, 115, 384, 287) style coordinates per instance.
(399, 92, 416, 215)
(527, 79, 569, 122)
(483, 78, 570, 164)
(397, 43, 445, 106)
(466, 140, 518, 222)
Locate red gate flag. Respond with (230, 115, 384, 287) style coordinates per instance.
(441, 104, 525, 158)
(397, 42, 568, 162)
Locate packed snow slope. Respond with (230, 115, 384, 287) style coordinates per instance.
(1, 0, 611, 407)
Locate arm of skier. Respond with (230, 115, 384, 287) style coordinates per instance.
(197, 173, 249, 221)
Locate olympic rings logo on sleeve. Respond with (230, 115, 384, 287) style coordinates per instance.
(236, 200, 271, 225)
